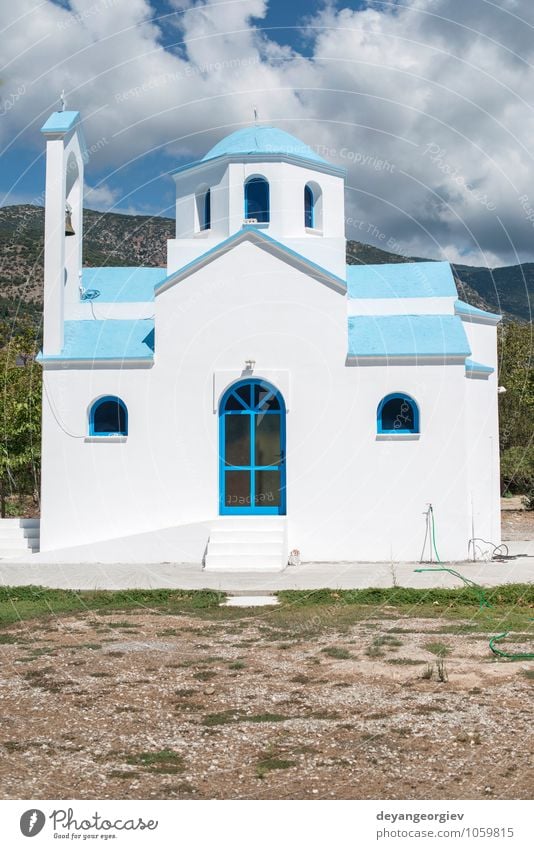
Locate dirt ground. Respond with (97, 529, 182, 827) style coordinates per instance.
(501, 505, 534, 541)
(0, 607, 532, 800)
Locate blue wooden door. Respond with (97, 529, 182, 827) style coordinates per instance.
(219, 379, 286, 515)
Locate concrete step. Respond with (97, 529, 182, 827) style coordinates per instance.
(0, 518, 40, 559)
(204, 553, 286, 571)
(0, 527, 40, 539)
(0, 518, 40, 528)
(223, 595, 280, 607)
(205, 516, 287, 572)
(0, 538, 39, 551)
(214, 517, 286, 531)
(208, 541, 283, 555)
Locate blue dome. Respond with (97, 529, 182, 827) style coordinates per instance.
(201, 126, 329, 166)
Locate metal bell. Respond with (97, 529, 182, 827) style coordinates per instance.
(65, 206, 75, 236)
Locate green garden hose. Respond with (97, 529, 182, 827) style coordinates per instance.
(429, 506, 442, 563)
(414, 566, 491, 609)
(414, 567, 534, 660)
(489, 623, 534, 660)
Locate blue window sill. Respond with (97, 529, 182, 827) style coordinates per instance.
(376, 432, 420, 441)
(85, 435, 127, 443)
(242, 221, 269, 229)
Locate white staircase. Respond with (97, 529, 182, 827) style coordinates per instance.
(0, 518, 40, 559)
(204, 517, 287, 571)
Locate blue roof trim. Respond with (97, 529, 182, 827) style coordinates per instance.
(347, 261, 457, 299)
(155, 226, 347, 295)
(347, 315, 471, 359)
(171, 151, 346, 178)
(41, 111, 80, 134)
(82, 267, 167, 303)
(172, 126, 346, 177)
(455, 300, 502, 323)
(465, 358, 494, 374)
(37, 319, 155, 362)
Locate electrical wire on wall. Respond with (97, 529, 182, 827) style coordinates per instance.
(43, 379, 86, 439)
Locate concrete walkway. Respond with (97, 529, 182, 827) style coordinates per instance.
(0, 540, 532, 591)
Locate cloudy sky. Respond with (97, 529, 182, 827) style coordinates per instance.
(1, 0, 534, 267)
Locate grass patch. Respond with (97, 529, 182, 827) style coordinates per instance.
(0, 633, 23, 644)
(521, 669, 534, 680)
(124, 749, 184, 775)
(248, 713, 288, 723)
(201, 710, 243, 727)
(423, 641, 451, 657)
(277, 585, 534, 609)
(321, 646, 352, 659)
(256, 756, 296, 778)
(201, 710, 288, 727)
(386, 657, 426, 666)
(228, 661, 246, 670)
(0, 586, 225, 628)
(192, 670, 217, 681)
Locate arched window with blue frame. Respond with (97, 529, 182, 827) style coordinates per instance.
(377, 393, 419, 434)
(202, 188, 211, 231)
(244, 176, 270, 223)
(89, 396, 128, 436)
(195, 185, 211, 232)
(304, 184, 314, 228)
(304, 181, 323, 231)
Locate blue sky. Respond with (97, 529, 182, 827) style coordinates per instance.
(2, 0, 534, 267)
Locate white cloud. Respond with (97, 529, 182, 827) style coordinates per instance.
(2, 0, 534, 263)
(83, 180, 120, 210)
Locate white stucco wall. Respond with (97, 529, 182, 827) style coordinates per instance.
(40, 241, 481, 562)
(461, 318, 501, 549)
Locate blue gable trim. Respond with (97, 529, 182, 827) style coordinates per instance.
(41, 111, 80, 134)
(465, 358, 494, 376)
(37, 319, 155, 363)
(347, 315, 471, 360)
(82, 267, 166, 303)
(155, 227, 347, 295)
(455, 300, 502, 324)
(347, 261, 457, 299)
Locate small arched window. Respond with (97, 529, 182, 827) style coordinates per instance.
(304, 181, 323, 231)
(195, 186, 211, 232)
(90, 396, 128, 436)
(377, 393, 419, 434)
(244, 176, 270, 223)
(304, 184, 314, 228)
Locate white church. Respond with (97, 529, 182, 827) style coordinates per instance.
(36, 109, 502, 568)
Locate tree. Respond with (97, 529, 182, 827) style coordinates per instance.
(0, 327, 41, 516)
(498, 322, 534, 492)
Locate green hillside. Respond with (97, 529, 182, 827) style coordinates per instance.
(0, 205, 532, 330)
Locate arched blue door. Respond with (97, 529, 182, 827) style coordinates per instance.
(219, 379, 286, 515)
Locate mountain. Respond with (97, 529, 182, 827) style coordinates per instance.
(0, 205, 531, 328)
(346, 240, 496, 314)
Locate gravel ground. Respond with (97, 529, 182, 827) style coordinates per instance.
(501, 509, 534, 541)
(0, 609, 532, 800)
